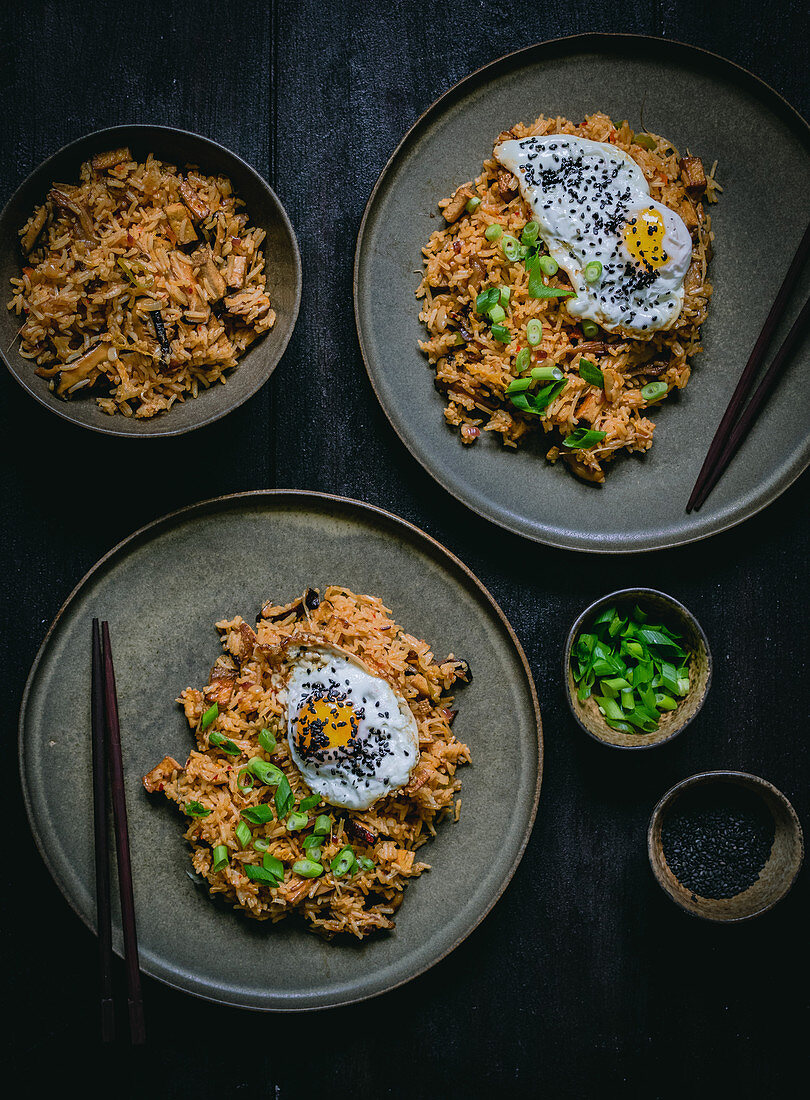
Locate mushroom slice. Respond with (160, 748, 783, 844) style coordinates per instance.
(91, 148, 131, 171)
(164, 202, 198, 244)
(49, 188, 97, 242)
(55, 343, 111, 397)
(21, 205, 49, 254)
(179, 179, 210, 222)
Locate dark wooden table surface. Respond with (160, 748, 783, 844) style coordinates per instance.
(2, 2, 807, 1095)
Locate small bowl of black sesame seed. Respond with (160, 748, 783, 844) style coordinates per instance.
(563, 588, 712, 749)
(648, 771, 804, 921)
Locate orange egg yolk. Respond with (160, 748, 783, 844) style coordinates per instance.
(296, 696, 358, 754)
(625, 208, 668, 269)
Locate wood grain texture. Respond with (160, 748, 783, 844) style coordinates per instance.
(0, 0, 807, 1095)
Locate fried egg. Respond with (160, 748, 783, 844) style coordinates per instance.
(494, 134, 693, 337)
(284, 643, 420, 810)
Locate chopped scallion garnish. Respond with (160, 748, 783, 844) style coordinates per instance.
(209, 731, 240, 756)
(184, 801, 211, 818)
(583, 261, 603, 283)
(484, 223, 503, 242)
(200, 703, 218, 730)
(211, 845, 229, 872)
(292, 859, 323, 879)
(235, 820, 252, 848)
(258, 727, 277, 753)
(562, 428, 607, 449)
(641, 381, 668, 402)
(578, 357, 605, 388)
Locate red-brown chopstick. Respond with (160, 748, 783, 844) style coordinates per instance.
(91, 619, 115, 1043)
(686, 220, 810, 513)
(101, 621, 146, 1046)
(691, 293, 810, 511)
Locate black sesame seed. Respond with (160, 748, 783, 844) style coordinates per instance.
(661, 786, 775, 899)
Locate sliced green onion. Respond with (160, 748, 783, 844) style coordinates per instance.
(211, 845, 229, 872)
(244, 863, 281, 885)
(253, 837, 271, 852)
(475, 287, 500, 314)
(313, 814, 331, 836)
(263, 852, 284, 876)
(236, 768, 255, 792)
(285, 810, 309, 831)
(465, 196, 481, 213)
(200, 703, 218, 730)
(583, 261, 603, 283)
(526, 319, 543, 346)
(247, 757, 284, 786)
(241, 803, 275, 824)
(578, 357, 604, 388)
(302, 833, 323, 852)
(641, 381, 668, 402)
(258, 727, 277, 753)
(274, 774, 294, 819)
(357, 856, 375, 872)
(528, 274, 574, 300)
(299, 793, 320, 812)
(581, 319, 599, 338)
(487, 303, 506, 324)
(563, 428, 607, 449)
(484, 223, 503, 242)
(530, 365, 562, 382)
(330, 846, 359, 877)
(571, 602, 691, 735)
(521, 220, 539, 245)
(655, 693, 678, 711)
(500, 234, 521, 262)
(538, 255, 559, 276)
(184, 800, 211, 818)
(490, 323, 511, 343)
(292, 859, 323, 879)
(507, 377, 533, 394)
(633, 132, 657, 150)
(235, 820, 252, 848)
(515, 347, 531, 374)
(499, 286, 511, 307)
(209, 731, 240, 756)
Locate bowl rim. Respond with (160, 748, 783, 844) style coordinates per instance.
(562, 586, 713, 750)
(0, 123, 302, 438)
(646, 769, 805, 922)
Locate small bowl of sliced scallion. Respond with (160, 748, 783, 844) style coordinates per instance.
(563, 588, 712, 749)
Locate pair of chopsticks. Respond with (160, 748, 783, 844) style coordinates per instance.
(686, 222, 810, 512)
(91, 619, 146, 1045)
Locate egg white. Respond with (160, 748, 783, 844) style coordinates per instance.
(494, 134, 693, 337)
(285, 644, 419, 811)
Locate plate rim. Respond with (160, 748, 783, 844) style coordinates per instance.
(18, 488, 543, 1012)
(353, 32, 810, 554)
(0, 123, 303, 439)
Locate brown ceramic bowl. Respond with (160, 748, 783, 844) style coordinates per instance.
(563, 588, 712, 749)
(648, 771, 804, 921)
(0, 125, 301, 437)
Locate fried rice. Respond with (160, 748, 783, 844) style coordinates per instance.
(143, 586, 471, 939)
(417, 112, 719, 482)
(7, 147, 275, 418)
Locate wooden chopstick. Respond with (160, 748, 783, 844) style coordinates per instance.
(91, 619, 115, 1043)
(686, 220, 810, 513)
(100, 621, 146, 1045)
(691, 293, 810, 511)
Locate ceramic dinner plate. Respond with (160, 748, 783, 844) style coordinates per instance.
(19, 491, 541, 1011)
(355, 34, 810, 552)
(0, 125, 301, 437)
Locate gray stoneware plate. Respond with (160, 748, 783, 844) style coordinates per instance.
(355, 34, 810, 552)
(19, 491, 542, 1011)
(0, 125, 301, 437)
